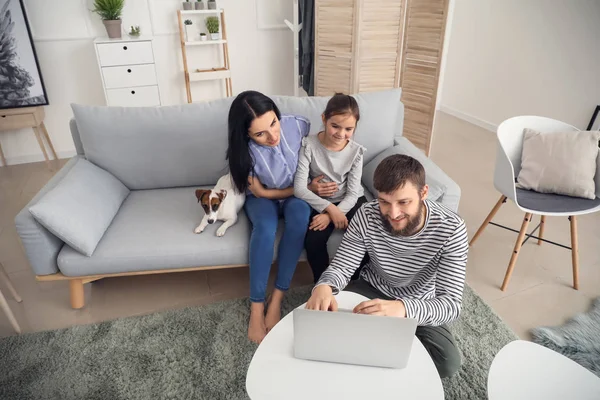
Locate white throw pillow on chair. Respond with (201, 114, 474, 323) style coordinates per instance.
(516, 128, 600, 199)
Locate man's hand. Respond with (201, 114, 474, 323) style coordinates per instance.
(325, 204, 348, 229)
(308, 175, 338, 198)
(306, 285, 338, 311)
(353, 299, 406, 317)
(309, 213, 331, 231)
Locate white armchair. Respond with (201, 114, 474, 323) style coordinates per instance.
(470, 116, 600, 291)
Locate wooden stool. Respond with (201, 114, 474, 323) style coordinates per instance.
(0, 107, 58, 169)
(0, 262, 22, 334)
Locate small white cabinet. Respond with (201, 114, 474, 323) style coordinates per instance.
(94, 36, 161, 107)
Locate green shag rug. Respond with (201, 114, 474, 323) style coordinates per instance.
(0, 285, 517, 400)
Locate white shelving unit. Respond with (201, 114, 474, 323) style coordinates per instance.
(185, 39, 227, 46)
(177, 9, 232, 102)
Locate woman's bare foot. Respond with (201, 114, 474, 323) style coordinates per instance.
(265, 289, 285, 332)
(248, 302, 267, 344)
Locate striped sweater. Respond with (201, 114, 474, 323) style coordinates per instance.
(317, 199, 469, 326)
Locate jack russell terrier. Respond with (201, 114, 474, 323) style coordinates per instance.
(194, 174, 245, 237)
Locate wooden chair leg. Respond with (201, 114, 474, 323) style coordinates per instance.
(69, 279, 85, 309)
(570, 216, 579, 290)
(0, 263, 22, 303)
(39, 122, 58, 160)
(469, 195, 507, 246)
(538, 215, 546, 246)
(501, 212, 532, 291)
(32, 125, 51, 170)
(0, 288, 21, 334)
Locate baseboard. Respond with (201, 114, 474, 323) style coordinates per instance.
(4, 150, 77, 166)
(438, 105, 498, 133)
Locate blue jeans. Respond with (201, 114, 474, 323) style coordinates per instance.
(244, 195, 311, 303)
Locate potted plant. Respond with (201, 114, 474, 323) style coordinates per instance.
(207, 0, 217, 10)
(184, 19, 194, 41)
(129, 25, 141, 37)
(199, 32, 207, 41)
(182, 0, 192, 10)
(205, 16, 220, 40)
(93, 0, 125, 39)
(195, 0, 204, 10)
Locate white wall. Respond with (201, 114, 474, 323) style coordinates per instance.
(437, 0, 600, 132)
(2, 0, 294, 164)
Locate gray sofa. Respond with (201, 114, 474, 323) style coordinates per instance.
(15, 89, 460, 308)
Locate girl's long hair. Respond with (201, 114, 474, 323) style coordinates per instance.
(226, 90, 281, 194)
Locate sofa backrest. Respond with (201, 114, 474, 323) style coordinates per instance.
(70, 89, 403, 190)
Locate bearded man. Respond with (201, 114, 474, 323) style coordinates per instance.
(306, 154, 469, 378)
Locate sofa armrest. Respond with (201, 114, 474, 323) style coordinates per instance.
(394, 137, 461, 213)
(14, 156, 83, 276)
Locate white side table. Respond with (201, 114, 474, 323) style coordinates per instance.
(0, 262, 22, 334)
(246, 291, 444, 400)
(488, 340, 600, 400)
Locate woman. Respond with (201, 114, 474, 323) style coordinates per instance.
(227, 90, 311, 344)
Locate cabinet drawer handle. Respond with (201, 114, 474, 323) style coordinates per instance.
(127, 69, 132, 73)
(131, 90, 136, 95)
(123, 46, 128, 50)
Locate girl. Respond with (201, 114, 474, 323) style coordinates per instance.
(294, 93, 367, 283)
(227, 90, 311, 344)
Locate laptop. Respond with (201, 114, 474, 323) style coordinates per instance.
(293, 308, 418, 369)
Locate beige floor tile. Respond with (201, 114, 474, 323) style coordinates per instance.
(79, 271, 212, 322)
(207, 267, 251, 297)
(490, 282, 593, 340)
(0, 227, 31, 274)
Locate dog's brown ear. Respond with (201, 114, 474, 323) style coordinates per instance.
(195, 189, 209, 203)
(217, 189, 227, 201)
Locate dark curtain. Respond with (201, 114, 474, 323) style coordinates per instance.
(299, 0, 315, 96)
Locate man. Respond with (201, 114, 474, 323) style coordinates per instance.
(306, 154, 468, 378)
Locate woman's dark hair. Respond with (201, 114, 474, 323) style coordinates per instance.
(226, 90, 281, 194)
(323, 93, 360, 123)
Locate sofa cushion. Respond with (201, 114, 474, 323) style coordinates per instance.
(70, 89, 403, 190)
(361, 146, 446, 202)
(15, 156, 83, 276)
(71, 100, 234, 190)
(29, 159, 130, 257)
(56, 187, 349, 276)
(275, 89, 402, 164)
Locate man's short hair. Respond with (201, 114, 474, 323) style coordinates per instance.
(373, 154, 426, 194)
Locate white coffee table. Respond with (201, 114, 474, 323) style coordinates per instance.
(488, 340, 600, 400)
(246, 291, 444, 400)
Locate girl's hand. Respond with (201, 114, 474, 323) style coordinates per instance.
(310, 213, 331, 231)
(308, 175, 338, 198)
(326, 204, 348, 229)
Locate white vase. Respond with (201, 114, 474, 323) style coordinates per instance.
(200, 35, 208, 41)
(210, 33, 220, 40)
(185, 26, 195, 41)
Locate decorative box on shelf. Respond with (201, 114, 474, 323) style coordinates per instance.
(94, 36, 162, 107)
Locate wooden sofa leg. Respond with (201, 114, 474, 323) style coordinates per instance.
(69, 279, 85, 309)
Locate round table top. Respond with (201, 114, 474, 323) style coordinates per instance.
(488, 340, 600, 400)
(246, 291, 444, 400)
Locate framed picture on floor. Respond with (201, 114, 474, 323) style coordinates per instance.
(0, 0, 49, 110)
(587, 105, 600, 131)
